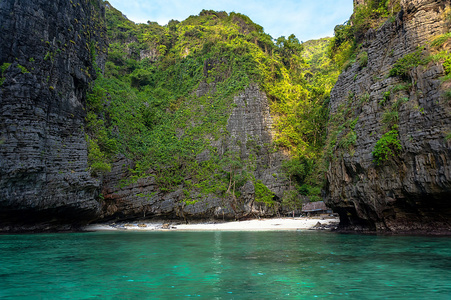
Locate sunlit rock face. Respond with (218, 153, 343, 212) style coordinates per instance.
(0, 0, 107, 231)
(325, 0, 451, 233)
(100, 84, 290, 221)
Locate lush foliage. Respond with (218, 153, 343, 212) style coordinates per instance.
(388, 33, 451, 81)
(328, 0, 401, 69)
(389, 49, 427, 78)
(281, 38, 340, 198)
(372, 126, 402, 164)
(85, 4, 340, 209)
(352, 0, 400, 41)
(254, 180, 275, 207)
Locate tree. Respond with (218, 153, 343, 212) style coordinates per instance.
(276, 34, 304, 69)
(282, 190, 303, 217)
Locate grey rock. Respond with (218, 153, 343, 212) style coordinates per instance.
(325, 0, 451, 233)
(100, 83, 290, 221)
(0, 0, 107, 231)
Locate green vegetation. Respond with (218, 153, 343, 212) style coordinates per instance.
(254, 180, 275, 207)
(380, 91, 391, 106)
(0, 62, 11, 85)
(389, 49, 427, 78)
(85, 4, 340, 210)
(358, 51, 368, 68)
(88, 0, 451, 209)
(325, 1, 451, 169)
(430, 32, 451, 48)
(446, 132, 451, 141)
(381, 110, 398, 128)
(281, 190, 302, 214)
(85, 0, 451, 211)
(372, 126, 402, 165)
(373, 83, 410, 164)
(323, 90, 361, 169)
(445, 7, 451, 23)
(85, 85, 118, 175)
(444, 89, 451, 101)
(387, 33, 451, 82)
(17, 64, 29, 74)
(391, 83, 411, 93)
(352, 0, 400, 41)
(372, 82, 410, 164)
(0, 63, 28, 85)
(328, 0, 401, 69)
(430, 33, 451, 75)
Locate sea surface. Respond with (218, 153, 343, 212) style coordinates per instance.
(1, 230, 450, 299)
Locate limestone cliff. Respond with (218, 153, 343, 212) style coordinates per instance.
(325, 0, 451, 233)
(0, 3, 320, 229)
(0, 0, 107, 231)
(100, 83, 289, 221)
(91, 8, 310, 222)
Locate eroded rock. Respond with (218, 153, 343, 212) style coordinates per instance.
(325, 0, 451, 233)
(0, 0, 107, 231)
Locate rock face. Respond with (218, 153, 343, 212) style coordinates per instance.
(224, 83, 289, 209)
(325, 0, 451, 233)
(100, 83, 288, 221)
(0, 0, 107, 231)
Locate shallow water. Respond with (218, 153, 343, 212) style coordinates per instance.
(0, 231, 450, 299)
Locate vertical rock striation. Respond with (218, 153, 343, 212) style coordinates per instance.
(0, 0, 107, 231)
(224, 83, 289, 215)
(325, 0, 451, 233)
(100, 83, 289, 221)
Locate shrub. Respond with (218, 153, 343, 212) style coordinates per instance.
(0, 62, 11, 85)
(87, 85, 107, 113)
(282, 157, 313, 186)
(443, 55, 451, 75)
(352, 0, 392, 41)
(391, 97, 409, 110)
(130, 68, 154, 88)
(87, 137, 112, 176)
(1, 62, 12, 74)
(338, 130, 357, 149)
(391, 83, 411, 93)
(444, 7, 451, 24)
(389, 49, 427, 78)
(372, 126, 402, 164)
(328, 38, 356, 70)
(444, 89, 451, 101)
(381, 110, 398, 126)
(359, 92, 370, 103)
(379, 91, 390, 106)
(282, 190, 302, 211)
(446, 132, 451, 141)
(431, 33, 451, 48)
(329, 23, 353, 54)
(254, 180, 275, 206)
(359, 51, 368, 67)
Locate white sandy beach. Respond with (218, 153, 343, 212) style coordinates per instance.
(83, 217, 339, 232)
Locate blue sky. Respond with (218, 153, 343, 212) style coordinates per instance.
(106, 0, 353, 42)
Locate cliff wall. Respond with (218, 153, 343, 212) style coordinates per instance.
(0, 0, 107, 231)
(100, 83, 289, 221)
(325, 0, 451, 233)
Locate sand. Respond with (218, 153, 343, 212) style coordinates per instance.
(83, 217, 339, 232)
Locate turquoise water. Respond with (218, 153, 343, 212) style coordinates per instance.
(0, 231, 450, 299)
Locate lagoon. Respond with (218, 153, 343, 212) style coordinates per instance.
(1, 231, 450, 299)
